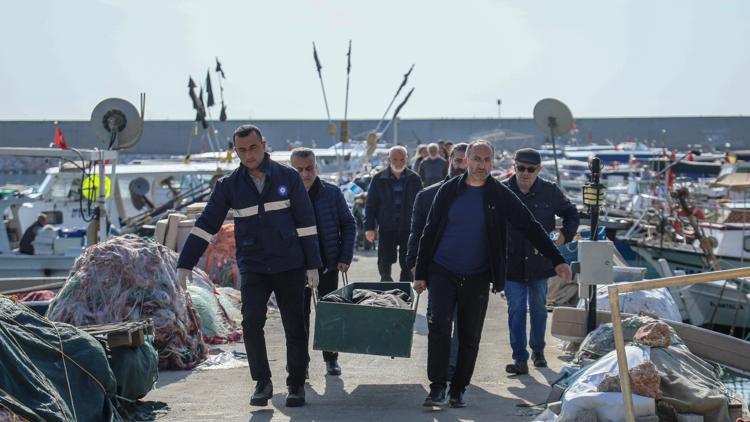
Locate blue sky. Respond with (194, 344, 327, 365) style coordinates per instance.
(1, 0, 748, 120)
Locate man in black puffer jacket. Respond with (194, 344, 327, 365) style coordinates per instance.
(291, 148, 356, 377)
(413, 140, 571, 408)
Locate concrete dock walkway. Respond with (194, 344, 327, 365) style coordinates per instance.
(146, 251, 566, 421)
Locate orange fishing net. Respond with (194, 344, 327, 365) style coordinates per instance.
(200, 223, 240, 289)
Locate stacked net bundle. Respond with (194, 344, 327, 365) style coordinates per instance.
(198, 223, 240, 289)
(216, 287, 243, 326)
(187, 270, 243, 344)
(46, 234, 208, 369)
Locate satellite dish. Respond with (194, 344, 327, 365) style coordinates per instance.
(129, 177, 152, 210)
(91, 98, 143, 150)
(532, 98, 574, 186)
(129, 177, 150, 196)
(533, 98, 573, 137)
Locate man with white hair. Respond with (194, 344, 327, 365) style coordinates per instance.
(418, 143, 448, 186)
(365, 146, 423, 281)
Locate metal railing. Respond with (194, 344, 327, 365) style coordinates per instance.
(609, 266, 750, 422)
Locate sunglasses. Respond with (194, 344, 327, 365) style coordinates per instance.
(515, 165, 538, 173)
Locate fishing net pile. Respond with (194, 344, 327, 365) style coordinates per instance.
(197, 223, 240, 289)
(46, 235, 212, 369)
(187, 270, 243, 344)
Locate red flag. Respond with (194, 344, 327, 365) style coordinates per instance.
(54, 127, 68, 149)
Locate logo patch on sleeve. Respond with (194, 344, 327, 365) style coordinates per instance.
(277, 185, 289, 197)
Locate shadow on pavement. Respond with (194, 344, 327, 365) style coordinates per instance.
(248, 380, 536, 421)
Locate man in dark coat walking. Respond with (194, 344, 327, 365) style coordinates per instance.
(502, 148, 579, 374)
(291, 148, 356, 377)
(414, 140, 571, 408)
(365, 146, 422, 281)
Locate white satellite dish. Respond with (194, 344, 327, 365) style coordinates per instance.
(533, 98, 573, 137)
(91, 97, 144, 150)
(533, 98, 574, 185)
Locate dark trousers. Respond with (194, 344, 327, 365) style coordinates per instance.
(426, 263, 491, 392)
(304, 269, 339, 362)
(377, 229, 413, 282)
(241, 268, 309, 387)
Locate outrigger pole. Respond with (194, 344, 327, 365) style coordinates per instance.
(312, 42, 342, 181)
(338, 40, 353, 180)
(373, 64, 414, 140)
(379, 87, 415, 141)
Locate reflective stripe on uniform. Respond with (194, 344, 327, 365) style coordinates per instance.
(296, 226, 317, 237)
(234, 205, 259, 218)
(190, 226, 214, 242)
(264, 199, 291, 212)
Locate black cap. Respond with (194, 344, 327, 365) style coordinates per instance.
(514, 148, 541, 165)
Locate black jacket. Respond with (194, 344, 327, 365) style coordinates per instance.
(503, 175, 580, 282)
(406, 179, 447, 269)
(177, 153, 322, 274)
(364, 167, 423, 232)
(414, 173, 565, 292)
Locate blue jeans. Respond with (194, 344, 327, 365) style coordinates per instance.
(505, 278, 548, 362)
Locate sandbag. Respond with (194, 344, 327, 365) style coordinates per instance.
(575, 315, 682, 363)
(108, 340, 159, 401)
(579, 283, 682, 322)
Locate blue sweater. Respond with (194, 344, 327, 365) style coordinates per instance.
(433, 185, 489, 274)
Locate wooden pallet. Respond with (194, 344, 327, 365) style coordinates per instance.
(81, 319, 154, 349)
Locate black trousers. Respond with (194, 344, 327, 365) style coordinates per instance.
(304, 269, 339, 362)
(377, 229, 413, 282)
(426, 263, 491, 392)
(241, 268, 309, 387)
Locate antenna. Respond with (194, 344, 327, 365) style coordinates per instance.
(533, 98, 573, 186)
(90, 97, 144, 150)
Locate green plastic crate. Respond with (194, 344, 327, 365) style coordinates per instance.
(313, 282, 418, 358)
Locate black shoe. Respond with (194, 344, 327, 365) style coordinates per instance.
(326, 360, 342, 376)
(505, 361, 529, 375)
(422, 385, 447, 407)
(449, 390, 466, 408)
(532, 352, 547, 368)
(250, 379, 273, 406)
(285, 385, 306, 407)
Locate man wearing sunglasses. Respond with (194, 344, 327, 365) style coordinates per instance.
(414, 141, 571, 408)
(502, 148, 580, 375)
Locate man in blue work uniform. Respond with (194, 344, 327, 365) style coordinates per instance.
(176, 125, 322, 408)
(291, 147, 356, 377)
(414, 140, 572, 408)
(502, 148, 579, 374)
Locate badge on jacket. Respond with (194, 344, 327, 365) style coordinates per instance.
(278, 185, 289, 197)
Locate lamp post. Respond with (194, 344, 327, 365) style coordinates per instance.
(582, 157, 607, 333)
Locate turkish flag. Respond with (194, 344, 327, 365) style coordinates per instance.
(54, 127, 68, 150)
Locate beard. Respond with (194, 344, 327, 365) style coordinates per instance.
(390, 164, 406, 173)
